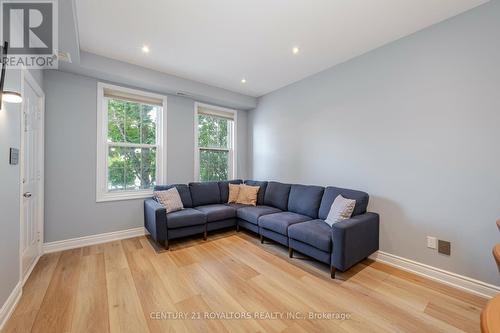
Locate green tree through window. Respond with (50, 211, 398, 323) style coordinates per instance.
(107, 99, 159, 190)
(197, 112, 234, 181)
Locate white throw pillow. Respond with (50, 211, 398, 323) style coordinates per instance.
(325, 195, 356, 227)
(154, 187, 184, 213)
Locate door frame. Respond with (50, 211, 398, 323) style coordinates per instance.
(19, 69, 45, 285)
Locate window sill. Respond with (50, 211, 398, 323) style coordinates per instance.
(96, 190, 153, 203)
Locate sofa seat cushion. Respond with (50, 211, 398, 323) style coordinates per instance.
(288, 219, 332, 252)
(236, 205, 281, 225)
(259, 212, 312, 235)
(166, 208, 206, 229)
(194, 204, 236, 222)
(226, 203, 251, 209)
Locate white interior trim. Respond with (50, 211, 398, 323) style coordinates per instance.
(370, 250, 500, 299)
(0, 281, 22, 331)
(22, 255, 40, 286)
(43, 227, 146, 254)
(96, 82, 167, 202)
(19, 69, 45, 286)
(193, 102, 238, 181)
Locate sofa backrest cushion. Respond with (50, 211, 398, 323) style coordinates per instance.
(154, 184, 193, 208)
(244, 180, 268, 205)
(264, 181, 291, 211)
(288, 184, 325, 219)
(319, 186, 369, 220)
(189, 182, 221, 206)
(218, 179, 243, 203)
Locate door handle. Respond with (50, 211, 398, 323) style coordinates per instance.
(23, 192, 32, 198)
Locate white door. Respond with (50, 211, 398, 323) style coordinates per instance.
(21, 73, 44, 280)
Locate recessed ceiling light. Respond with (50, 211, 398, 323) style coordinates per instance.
(141, 45, 150, 53)
(292, 47, 300, 54)
(241, 78, 247, 84)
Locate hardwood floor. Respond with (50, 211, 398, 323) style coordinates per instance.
(3, 230, 486, 333)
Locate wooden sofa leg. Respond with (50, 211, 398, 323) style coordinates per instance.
(330, 266, 336, 279)
(204, 228, 207, 241)
(289, 247, 293, 258)
(236, 224, 240, 232)
(260, 234, 264, 244)
(163, 239, 169, 251)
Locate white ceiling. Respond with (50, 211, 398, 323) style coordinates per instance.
(76, 0, 488, 97)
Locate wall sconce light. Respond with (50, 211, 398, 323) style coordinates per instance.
(0, 41, 23, 105)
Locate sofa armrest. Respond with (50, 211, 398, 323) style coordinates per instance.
(144, 198, 167, 243)
(331, 212, 379, 271)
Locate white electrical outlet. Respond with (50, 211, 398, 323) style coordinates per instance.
(427, 236, 437, 249)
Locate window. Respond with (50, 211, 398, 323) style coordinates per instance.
(195, 103, 237, 181)
(96, 83, 167, 202)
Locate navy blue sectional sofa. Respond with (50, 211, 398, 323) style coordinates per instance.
(144, 180, 379, 278)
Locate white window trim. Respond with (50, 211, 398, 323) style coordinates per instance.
(194, 102, 237, 182)
(96, 82, 167, 202)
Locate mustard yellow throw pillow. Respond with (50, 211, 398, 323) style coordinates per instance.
(228, 183, 241, 203)
(236, 184, 260, 206)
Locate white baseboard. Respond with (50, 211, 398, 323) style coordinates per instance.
(22, 255, 41, 286)
(370, 251, 500, 299)
(43, 227, 146, 253)
(0, 281, 22, 330)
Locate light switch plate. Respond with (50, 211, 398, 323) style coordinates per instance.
(427, 236, 437, 249)
(9, 148, 19, 165)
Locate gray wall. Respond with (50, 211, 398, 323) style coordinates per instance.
(0, 70, 22, 310)
(0, 69, 43, 310)
(43, 70, 248, 242)
(60, 52, 257, 110)
(249, 1, 500, 285)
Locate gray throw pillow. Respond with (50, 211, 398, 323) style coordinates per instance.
(154, 187, 184, 213)
(325, 195, 356, 227)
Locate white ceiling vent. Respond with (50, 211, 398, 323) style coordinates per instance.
(176, 91, 193, 97)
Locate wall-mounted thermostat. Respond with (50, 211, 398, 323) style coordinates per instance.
(9, 148, 19, 165)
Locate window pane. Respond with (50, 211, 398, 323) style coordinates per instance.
(108, 146, 156, 191)
(199, 149, 228, 181)
(198, 114, 229, 148)
(107, 99, 125, 143)
(107, 99, 158, 144)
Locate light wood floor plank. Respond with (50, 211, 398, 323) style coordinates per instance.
(103, 241, 150, 333)
(3, 233, 486, 333)
(150, 251, 200, 304)
(425, 301, 480, 333)
(82, 243, 106, 257)
(188, 243, 288, 332)
(124, 243, 188, 333)
(367, 260, 487, 308)
(30, 248, 82, 333)
(122, 237, 144, 253)
(71, 253, 110, 333)
(175, 295, 230, 333)
(2, 252, 61, 333)
(177, 260, 268, 332)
